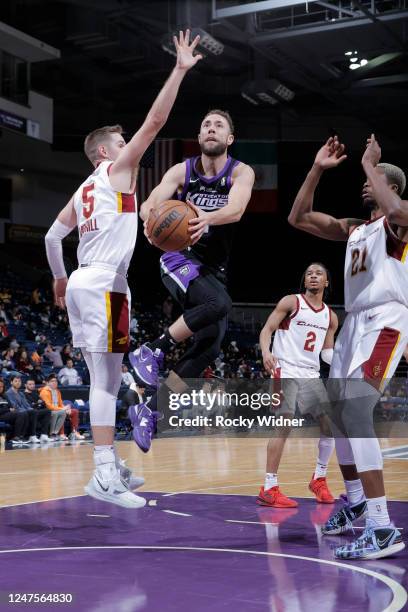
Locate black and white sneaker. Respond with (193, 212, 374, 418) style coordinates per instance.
(322, 500, 367, 535)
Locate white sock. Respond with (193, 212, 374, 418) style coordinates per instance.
(94, 446, 116, 480)
(344, 478, 365, 506)
(265, 473, 278, 490)
(367, 496, 390, 527)
(314, 436, 334, 478)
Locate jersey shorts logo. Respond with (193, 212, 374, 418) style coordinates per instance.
(179, 265, 190, 276)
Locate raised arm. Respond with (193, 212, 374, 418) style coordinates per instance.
(259, 295, 298, 374)
(109, 31, 202, 192)
(139, 162, 186, 221)
(288, 137, 362, 241)
(188, 163, 255, 241)
(362, 134, 408, 227)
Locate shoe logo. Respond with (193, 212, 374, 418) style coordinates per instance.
(377, 532, 394, 548)
(140, 417, 149, 427)
(95, 476, 109, 492)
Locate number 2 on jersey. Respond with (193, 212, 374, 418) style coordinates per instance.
(82, 183, 95, 219)
(304, 331, 316, 352)
(351, 247, 367, 276)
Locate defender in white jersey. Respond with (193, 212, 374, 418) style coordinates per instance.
(258, 263, 338, 508)
(44, 31, 202, 509)
(289, 134, 407, 560)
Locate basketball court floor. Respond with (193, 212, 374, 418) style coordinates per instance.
(0, 435, 407, 611)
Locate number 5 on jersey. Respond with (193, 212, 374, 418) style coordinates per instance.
(82, 183, 95, 219)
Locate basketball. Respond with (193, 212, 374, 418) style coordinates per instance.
(147, 199, 199, 252)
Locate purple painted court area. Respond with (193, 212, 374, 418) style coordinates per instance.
(0, 494, 407, 612)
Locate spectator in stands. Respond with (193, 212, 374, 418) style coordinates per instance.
(0, 288, 11, 304)
(130, 309, 138, 334)
(121, 364, 135, 387)
(40, 374, 83, 440)
(60, 343, 81, 365)
(0, 302, 9, 323)
(120, 381, 146, 419)
(15, 348, 34, 374)
(58, 358, 82, 386)
(43, 343, 63, 368)
(31, 365, 46, 385)
(0, 317, 9, 338)
(0, 377, 29, 445)
(23, 378, 52, 441)
(5, 375, 47, 444)
(1, 348, 18, 375)
(39, 374, 67, 440)
(30, 349, 43, 367)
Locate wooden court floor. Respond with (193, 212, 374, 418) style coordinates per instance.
(1, 434, 408, 507)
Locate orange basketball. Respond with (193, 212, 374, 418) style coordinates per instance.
(147, 200, 198, 252)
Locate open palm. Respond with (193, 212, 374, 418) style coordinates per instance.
(315, 136, 347, 169)
(174, 29, 202, 71)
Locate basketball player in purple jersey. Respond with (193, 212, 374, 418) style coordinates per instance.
(129, 110, 255, 452)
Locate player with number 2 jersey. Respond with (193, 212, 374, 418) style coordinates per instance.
(258, 263, 338, 508)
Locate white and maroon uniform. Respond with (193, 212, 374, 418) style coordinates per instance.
(66, 161, 138, 353)
(272, 294, 331, 416)
(330, 216, 408, 390)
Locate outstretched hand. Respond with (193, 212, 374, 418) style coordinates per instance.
(174, 29, 203, 71)
(314, 136, 347, 170)
(362, 133, 381, 167)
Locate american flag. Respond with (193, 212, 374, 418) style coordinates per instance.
(136, 139, 178, 204)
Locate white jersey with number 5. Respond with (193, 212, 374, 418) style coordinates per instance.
(272, 294, 331, 371)
(345, 216, 408, 313)
(73, 160, 138, 274)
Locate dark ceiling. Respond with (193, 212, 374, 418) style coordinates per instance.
(1, 0, 408, 151)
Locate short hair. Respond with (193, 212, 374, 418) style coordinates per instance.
(377, 163, 406, 196)
(10, 375, 21, 382)
(300, 262, 332, 300)
(84, 124, 123, 163)
(46, 374, 57, 383)
(202, 109, 234, 134)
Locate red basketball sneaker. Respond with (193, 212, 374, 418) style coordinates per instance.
(309, 476, 335, 504)
(257, 486, 298, 508)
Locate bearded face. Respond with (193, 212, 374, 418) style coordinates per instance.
(198, 114, 233, 158)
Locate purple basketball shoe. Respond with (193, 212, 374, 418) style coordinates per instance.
(128, 403, 158, 453)
(129, 345, 163, 388)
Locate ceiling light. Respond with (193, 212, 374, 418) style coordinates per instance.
(345, 51, 353, 56)
(360, 59, 368, 66)
(192, 28, 224, 56)
(350, 57, 358, 63)
(241, 92, 259, 106)
(349, 63, 360, 70)
(257, 92, 278, 105)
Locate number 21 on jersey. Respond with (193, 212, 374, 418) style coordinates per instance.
(82, 183, 95, 219)
(351, 247, 368, 276)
